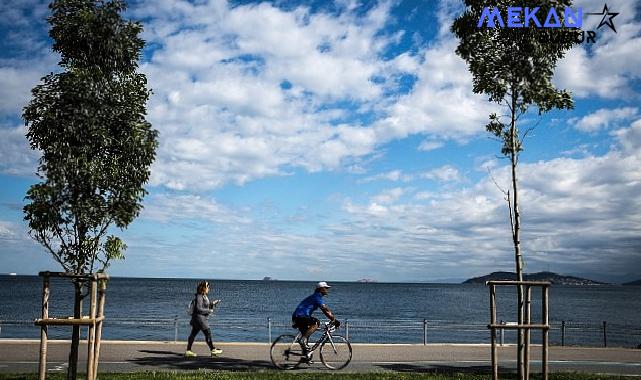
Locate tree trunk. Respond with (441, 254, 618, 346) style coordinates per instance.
(67, 280, 83, 380)
(510, 88, 525, 380)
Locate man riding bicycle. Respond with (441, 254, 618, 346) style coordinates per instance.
(292, 281, 340, 361)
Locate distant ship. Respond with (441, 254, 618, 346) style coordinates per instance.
(8, 273, 17, 276)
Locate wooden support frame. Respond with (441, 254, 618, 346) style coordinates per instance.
(35, 272, 109, 380)
(487, 280, 550, 380)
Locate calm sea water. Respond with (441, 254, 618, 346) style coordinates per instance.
(1, 275, 640, 347)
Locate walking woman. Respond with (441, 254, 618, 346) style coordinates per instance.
(185, 280, 222, 357)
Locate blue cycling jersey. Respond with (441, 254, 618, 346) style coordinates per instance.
(293, 291, 325, 317)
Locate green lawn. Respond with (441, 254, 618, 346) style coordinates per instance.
(1, 373, 639, 380)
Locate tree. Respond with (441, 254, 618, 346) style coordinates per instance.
(451, 1, 577, 378)
(22, 0, 158, 378)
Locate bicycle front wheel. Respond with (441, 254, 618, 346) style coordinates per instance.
(270, 334, 304, 369)
(320, 334, 352, 370)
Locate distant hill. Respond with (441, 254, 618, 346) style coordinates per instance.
(463, 271, 607, 285)
(622, 279, 641, 286)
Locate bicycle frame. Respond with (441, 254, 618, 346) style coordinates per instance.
(296, 322, 337, 354)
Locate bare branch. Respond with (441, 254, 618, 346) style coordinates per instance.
(521, 126, 535, 142)
(487, 167, 508, 196)
(507, 190, 516, 240)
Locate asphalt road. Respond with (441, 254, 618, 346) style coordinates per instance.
(1, 340, 640, 375)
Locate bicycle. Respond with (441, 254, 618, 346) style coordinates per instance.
(270, 320, 352, 370)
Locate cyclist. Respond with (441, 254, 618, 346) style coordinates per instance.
(291, 281, 340, 361)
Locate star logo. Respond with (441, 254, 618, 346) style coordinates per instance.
(587, 4, 619, 33)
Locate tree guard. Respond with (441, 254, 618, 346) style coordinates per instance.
(487, 280, 550, 380)
(35, 272, 109, 380)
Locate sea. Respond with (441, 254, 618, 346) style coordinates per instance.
(1, 275, 640, 348)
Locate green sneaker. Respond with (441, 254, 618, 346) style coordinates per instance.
(184, 350, 197, 358)
(211, 347, 223, 356)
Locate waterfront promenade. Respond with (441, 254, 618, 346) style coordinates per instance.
(1, 340, 640, 375)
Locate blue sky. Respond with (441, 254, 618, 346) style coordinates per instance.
(1, 0, 640, 283)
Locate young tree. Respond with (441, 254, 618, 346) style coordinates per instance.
(452, 1, 577, 378)
(22, 0, 158, 378)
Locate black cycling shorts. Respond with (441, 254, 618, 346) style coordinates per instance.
(292, 315, 319, 333)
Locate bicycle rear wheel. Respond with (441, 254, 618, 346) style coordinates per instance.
(270, 334, 304, 369)
(320, 334, 352, 370)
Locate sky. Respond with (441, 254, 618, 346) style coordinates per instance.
(0, 0, 640, 283)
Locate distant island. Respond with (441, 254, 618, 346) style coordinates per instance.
(623, 279, 641, 286)
(262, 276, 277, 281)
(463, 271, 607, 285)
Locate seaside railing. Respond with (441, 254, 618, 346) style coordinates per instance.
(1, 317, 640, 348)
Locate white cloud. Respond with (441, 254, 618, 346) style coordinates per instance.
(554, 0, 641, 99)
(133, 0, 408, 190)
(126, 0, 499, 191)
(360, 170, 412, 183)
(371, 187, 405, 204)
(7, 119, 641, 281)
(0, 220, 17, 239)
(418, 139, 445, 151)
(420, 165, 462, 183)
(360, 165, 464, 184)
(373, 39, 495, 142)
(0, 66, 47, 115)
(0, 124, 38, 176)
(569, 107, 638, 132)
(613, 118, 641, 153)
(329, 130, 641, 280)
(0, 0, 500, 192)
(141, 193, 252, 225)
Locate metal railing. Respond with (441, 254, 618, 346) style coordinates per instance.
(1, 317, 640, 348)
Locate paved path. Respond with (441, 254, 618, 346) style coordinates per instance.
(1, 340, 641, 375)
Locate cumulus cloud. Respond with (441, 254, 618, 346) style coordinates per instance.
(131, 0, 407, 190)
(420, 165, 463, 183)
(360, 170, 412, 183)
(370, 187, 405, 204)
(332, 129, 641, 280)
(0, 220, 17, 239)
(129, 0, 495, 191)
(418, 139, 445, 151)
(554, 0, 641, 99)
(0, 66, 48, 115)
(0, 124, 39, 176)
(140, 193, 251, 224)
(0, 0, 62, 175)
(360, 165, 463, 184)
(373, 38, 495, 142)
(569, 107, 638, 132)
(0, 0, 57, 116)
(0, 0, 498, 191)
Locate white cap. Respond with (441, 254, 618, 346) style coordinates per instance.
(316, 281, 331, 289)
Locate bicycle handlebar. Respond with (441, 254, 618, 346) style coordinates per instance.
(323, 319, 341, 330)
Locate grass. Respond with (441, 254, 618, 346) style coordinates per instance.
(1, 373, 640, 380)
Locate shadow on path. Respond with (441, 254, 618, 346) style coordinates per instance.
(130, 350, 274, 371)
(376, 363, 511, 374)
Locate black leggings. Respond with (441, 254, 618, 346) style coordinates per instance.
(187, 326, 213, 350)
